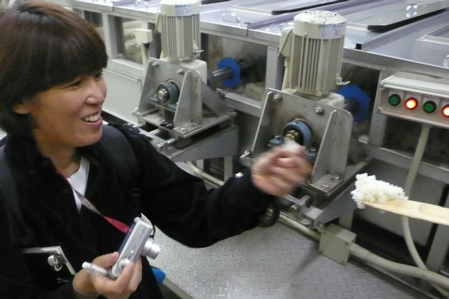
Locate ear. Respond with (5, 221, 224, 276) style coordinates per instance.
(13, 100, 31, 115)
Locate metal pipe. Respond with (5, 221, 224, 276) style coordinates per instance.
(350, 243, 449, 290)
(212, 60, 254, 81)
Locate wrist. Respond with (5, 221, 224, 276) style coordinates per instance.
(73, 271, 98, 299)
(259, 198, 280, 227)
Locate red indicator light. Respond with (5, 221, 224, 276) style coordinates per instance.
(442, 105, 449, 117)
(405, 98, 418, 110)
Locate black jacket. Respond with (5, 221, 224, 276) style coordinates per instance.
(0, 124, 273, 299)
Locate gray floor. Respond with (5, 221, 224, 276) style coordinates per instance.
(152, 221, 439, 299)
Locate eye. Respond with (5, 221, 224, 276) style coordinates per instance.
(93, 71, 103, 80)
(61, 76, 82, 88)
(68, 79, 82, 87)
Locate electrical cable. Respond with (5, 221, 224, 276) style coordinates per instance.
(350, 243, 449, 290)
(400, 124, 449, 297)
(185, 161, 224, 187)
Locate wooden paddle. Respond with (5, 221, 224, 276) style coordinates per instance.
(363, 199, 449, 226)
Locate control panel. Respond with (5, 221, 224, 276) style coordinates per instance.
(377, 72, 449, 129)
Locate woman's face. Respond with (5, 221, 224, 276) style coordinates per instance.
(14, 71, 107, 152)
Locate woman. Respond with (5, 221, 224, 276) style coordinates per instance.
(0, 1, 311, 298)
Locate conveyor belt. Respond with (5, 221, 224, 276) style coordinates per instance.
(152, 222, 438, 298)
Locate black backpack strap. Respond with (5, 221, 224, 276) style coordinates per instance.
(100, 125, 139, 183)
(0, 146, 35, 245)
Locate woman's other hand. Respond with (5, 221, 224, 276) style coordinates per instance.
(73, 252, 142, 299)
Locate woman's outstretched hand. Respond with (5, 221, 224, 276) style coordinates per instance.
(251, 143, 312, 197)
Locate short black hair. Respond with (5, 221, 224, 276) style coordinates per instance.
(0, 1, 108, 136)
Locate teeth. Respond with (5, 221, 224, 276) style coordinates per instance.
(84, 113, 100, 122)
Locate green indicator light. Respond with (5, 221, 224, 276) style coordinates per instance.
(388, 94, 401, 106)
(423, 101, 437, 113)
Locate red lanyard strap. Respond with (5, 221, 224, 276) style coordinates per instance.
(58, 169, 130, 233)
(73, 188, 130, 234)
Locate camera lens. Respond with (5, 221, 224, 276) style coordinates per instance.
(141, 238, 161, 260)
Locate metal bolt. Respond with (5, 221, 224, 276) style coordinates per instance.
(157, 88, 169, 102)
(332, 175, 341, 181)
(152, 62, 159, 67)
(314, 107, 323, 115)
(177, 69, 185, 75)
(322, 184, 330, 192)
(273, 94, 282, 102)
(443, 55, 449, 68)
(289, 205, 299, 214)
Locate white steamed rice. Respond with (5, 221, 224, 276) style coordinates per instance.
(351, 173, 408, 209)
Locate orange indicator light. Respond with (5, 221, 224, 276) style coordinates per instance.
(442, 105, 449, 117)
(405, 98, 418, 110)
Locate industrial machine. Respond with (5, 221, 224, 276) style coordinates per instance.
(241, 10, 365, 229)
(41, 0, 449, 297)
(132, 0, 239, 162)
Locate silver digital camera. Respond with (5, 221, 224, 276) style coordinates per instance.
(109, 217, 161, 279)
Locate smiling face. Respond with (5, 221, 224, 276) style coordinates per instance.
(14, 71, 107, 154)
(0, 2, 108, 137)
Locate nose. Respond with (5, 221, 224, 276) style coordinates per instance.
(85, 76, 106, 105)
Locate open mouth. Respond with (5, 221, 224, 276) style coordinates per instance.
(83, 112, 101, 123)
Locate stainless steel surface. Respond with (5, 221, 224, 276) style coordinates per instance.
(228, 0, 342, 15)
(344, 0, 449, 31)
(152, 222, 436, 299)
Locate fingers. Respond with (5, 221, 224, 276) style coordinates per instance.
(73, 252, 120, 295)
(93, 252, 119, 268)
(270, 154, 312, 181)
(251, 144, 312, 196)
(252, 146, 298, 174)
(254, 145, 311, 179)
(85, 253, 142, 299)
(114, 258, 142, 291)
(276, 142, 307, 157)
(260, 144, 303, 163)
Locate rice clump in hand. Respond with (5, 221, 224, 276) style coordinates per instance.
(351, 173, 408, 208)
